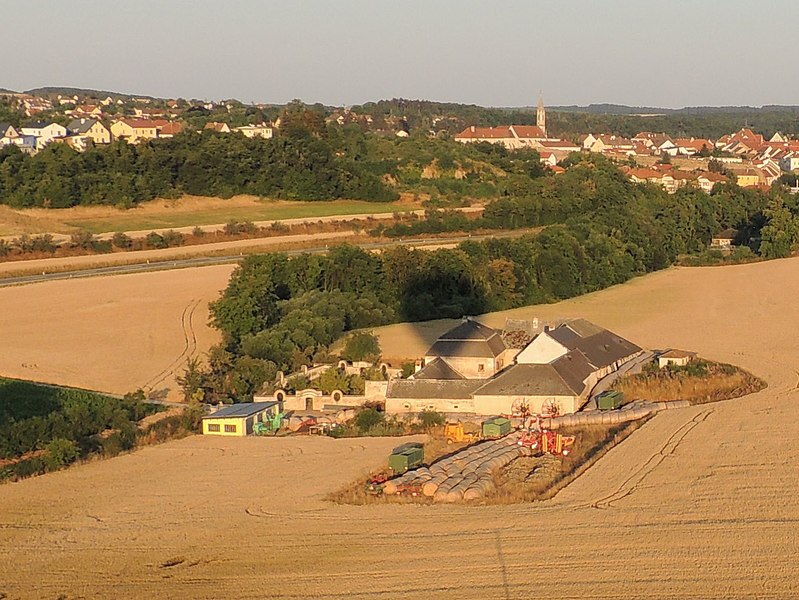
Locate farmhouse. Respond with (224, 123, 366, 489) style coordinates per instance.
(202, 401, 280, 436)
(386, 318, 642, 417)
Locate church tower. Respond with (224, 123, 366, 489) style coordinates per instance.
(536, 92, 546, 138)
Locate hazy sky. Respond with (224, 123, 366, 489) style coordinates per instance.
(5, 1, 798, 108)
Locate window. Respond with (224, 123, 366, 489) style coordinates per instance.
(207, 423, 220, 432)
(224, 424, 237, 433)
(478, 364, 485, 373)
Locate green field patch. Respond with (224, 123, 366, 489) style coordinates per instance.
(65, 199, 417, 234)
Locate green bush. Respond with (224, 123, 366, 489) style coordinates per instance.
(354, 407, 384, 432)
(417, 409, 446, 430)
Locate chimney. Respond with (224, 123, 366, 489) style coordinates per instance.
(415, 359, 423, 373)
(470, 125, 475, 133)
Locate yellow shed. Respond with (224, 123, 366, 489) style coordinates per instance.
(202, 401, 279, 437)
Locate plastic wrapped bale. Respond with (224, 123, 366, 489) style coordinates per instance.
(422, 474, 448, 497)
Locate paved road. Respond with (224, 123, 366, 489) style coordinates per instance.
(0, 230, 535, 287)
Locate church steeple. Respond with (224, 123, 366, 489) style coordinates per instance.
(536, 92, 546, 138)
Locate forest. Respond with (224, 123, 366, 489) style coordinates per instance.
(189, 155, 796, 404)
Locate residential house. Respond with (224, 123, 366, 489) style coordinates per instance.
(204, 122, 231, 133)
(674, 138, 714, 156)
(697, 172, 728, 192)
(67, 118, 112, 144)
(71, 104, 104, 118)
(20, 122, 68, 150)
(110, 118, 159, 143)
(233, 123, 273, 139)
(152, 119, 184, 138)
(730, 166, 764, 188)
(539, 151, 558, 167)
(0, 123, 36, 153)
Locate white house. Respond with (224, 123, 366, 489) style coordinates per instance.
(20, 122, 68, 150)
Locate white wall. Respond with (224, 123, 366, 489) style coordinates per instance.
(515, 333, 568, 365)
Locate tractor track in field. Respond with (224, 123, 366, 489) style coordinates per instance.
(141, 298, 200, 393)
(590, 409, 715, 510)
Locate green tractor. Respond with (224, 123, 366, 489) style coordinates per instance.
(253, 412, 285, 436)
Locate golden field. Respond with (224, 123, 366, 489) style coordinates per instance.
(1, 258, 799, 597)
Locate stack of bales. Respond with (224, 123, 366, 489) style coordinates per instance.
(383, 435, 531, 502)
(539, 399, 691, 430)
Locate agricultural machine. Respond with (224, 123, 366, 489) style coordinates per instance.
(443, 422, 480, 444)
(517, 429, 575, 456)
(253, 412, 285, 436)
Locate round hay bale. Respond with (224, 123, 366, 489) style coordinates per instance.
(608, 412, 622, 424)
(422, 481, 440, 497)
(382, 481, 399, 495)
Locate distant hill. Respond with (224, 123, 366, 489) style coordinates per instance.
(24, 86, 157, 100)
(552, 103, 799, 115)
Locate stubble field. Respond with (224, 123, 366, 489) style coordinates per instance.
(2, 258, 799, 598)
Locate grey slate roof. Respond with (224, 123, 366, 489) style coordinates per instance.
(0, 123, 15, 137)
(413, 357, 465, 380)
(548, 320, 641, 370)
(67, 118, 98, 134)
(386, 378, 484, 400)
(202, 401, 277, 419)
(426, 318, 506, 359)
(472, 363, 587, 397)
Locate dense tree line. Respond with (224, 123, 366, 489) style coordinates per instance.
(0, 380, 160, 479)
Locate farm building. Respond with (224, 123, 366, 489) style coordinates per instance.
(658, 349, 697, 368)
(386, 318, 642, 417)
(202, 401, 279, 437)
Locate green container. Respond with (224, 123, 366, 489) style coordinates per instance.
(389, 443, 424, 474)
(596, 390, 624, 410)
(482, 416, 512, 438)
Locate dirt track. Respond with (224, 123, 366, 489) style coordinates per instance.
(2, 258, 799, 598)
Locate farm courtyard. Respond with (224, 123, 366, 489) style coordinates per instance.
(1, 257, 799, 597)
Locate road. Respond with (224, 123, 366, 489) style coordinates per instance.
(0, 230, 536, 287)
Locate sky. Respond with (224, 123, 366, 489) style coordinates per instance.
(4, 0, 799, 108)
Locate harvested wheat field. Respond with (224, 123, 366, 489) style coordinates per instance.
(0, 265, 233, 400)
(4, 258, 799, 598)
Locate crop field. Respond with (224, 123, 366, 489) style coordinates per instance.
(2, 258, 799, 597)
(0, 265, 234, 400)
(0, 194, 424, 236)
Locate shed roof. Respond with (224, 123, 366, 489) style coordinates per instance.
(386, 379, 484, 400)
(659, 349, 697, 359)
(413, 357, 465, 380)
(202, 401, 277, 419)
(426, 319, 506, 359)
(472, 363, 585, 397)
(547, 320, 641, 370)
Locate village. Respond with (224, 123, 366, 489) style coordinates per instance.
(2, 90, 799, 194)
